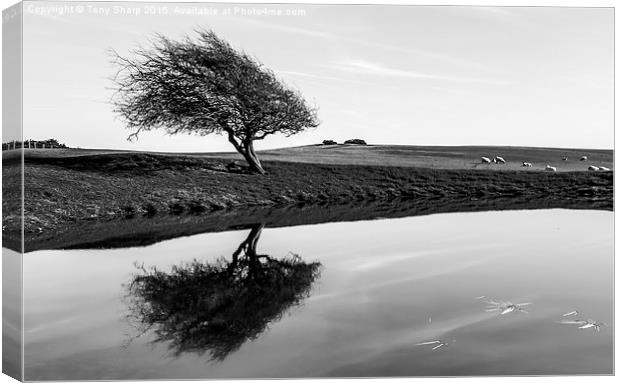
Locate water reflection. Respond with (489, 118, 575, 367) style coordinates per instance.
(22, 210, 612, 379)
(125, 223, 322, 361)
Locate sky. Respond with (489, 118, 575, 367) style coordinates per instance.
(20, 1, 614, 152)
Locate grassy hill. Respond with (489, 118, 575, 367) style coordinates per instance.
(218, 144, 613, 172)
(2, 144, 613, 252)
(5, 144, 612, 171)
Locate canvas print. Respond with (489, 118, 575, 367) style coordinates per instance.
(1, 1, 614, 380)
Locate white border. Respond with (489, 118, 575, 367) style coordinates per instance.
(0, 1, 616, 383)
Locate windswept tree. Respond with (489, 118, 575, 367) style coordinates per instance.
(110, 30, 319, 174)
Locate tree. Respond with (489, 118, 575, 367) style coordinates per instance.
(125, 223, 322, 360)
(110, 30, 319, 174)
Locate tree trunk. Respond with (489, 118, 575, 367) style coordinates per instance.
(225, 131, 266, 174)
(241, 141, 266, 174)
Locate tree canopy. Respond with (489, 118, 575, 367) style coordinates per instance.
(111, 30, 319, 174)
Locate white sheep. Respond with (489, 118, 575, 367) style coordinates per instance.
(580, 156, 588, 161)
(545, 165, 557, 172)
(588, 165, 599, 171)
(522, 162, 533, 167)
(599, 166, 611, 171)
(481, 157, 491, 164)
(494, 156, 506, 164)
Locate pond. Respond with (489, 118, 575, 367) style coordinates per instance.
(23, 209, 613, 380)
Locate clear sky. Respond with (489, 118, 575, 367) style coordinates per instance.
(21, 1, 613, 152)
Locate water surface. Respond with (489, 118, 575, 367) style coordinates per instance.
(23, 209, 613, 379)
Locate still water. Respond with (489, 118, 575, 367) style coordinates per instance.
(23, 209, 613, 380)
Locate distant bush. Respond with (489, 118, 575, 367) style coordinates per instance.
(322, 140, 337, 145)
(344, 139, 367, 145)
(2, 138, 68, 150)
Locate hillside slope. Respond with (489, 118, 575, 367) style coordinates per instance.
(5, 144, 613, 172)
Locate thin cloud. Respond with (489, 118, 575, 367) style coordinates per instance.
(332, 60, 446, 80)
(232, 16, 336, 39)
(269, 23, 336, 39)
(330, 60, 511, 85)
(454, 6, 530, 29)
(277, 70, 375, 86)
(278, 70, 347, 82)
(350, 39, 486, 70)
(233, 14, 485, 70)
(430, 86, 476, 96)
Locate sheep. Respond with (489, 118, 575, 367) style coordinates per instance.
(522, 162, 533, 167)
(580, 156, 588, 161)
(588, 165, 599, 171)
(481, 157, 491, 164)
(494, 156, 506, 164)
(599, 166, 611, 171)
(545, 165, 557, 172)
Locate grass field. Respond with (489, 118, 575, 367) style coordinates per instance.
(5, 144, 613, 171)
(218, 144, 613, 172)
(2, 144, 613, 251)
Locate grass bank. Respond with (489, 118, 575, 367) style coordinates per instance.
(2, 150, 612, 250)
(9, 195, 612, 253)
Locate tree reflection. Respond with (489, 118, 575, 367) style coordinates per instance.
(126, 223, 322, 361)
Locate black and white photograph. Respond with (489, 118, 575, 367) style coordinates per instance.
(1, 0, 615, 381)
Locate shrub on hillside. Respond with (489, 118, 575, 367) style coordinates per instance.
(344, 139, 367, 145)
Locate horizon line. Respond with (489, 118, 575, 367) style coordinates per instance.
(3, 142, 613, 154)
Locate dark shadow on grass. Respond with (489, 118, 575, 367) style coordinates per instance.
(23, 152, 255, 176)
